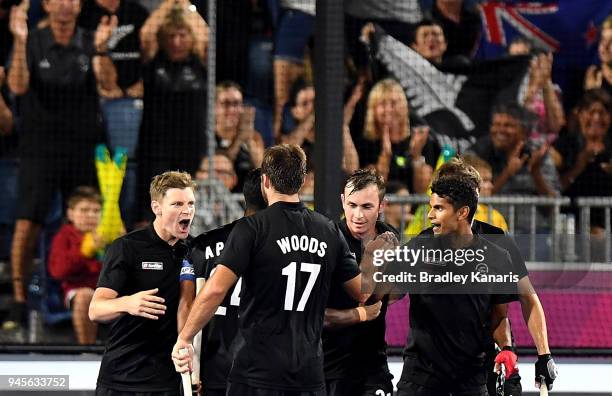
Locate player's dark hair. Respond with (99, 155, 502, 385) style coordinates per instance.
(431, 160, 479, 223)
(432, 157, 481, 192)
(261, 144, 307, 194)
(243, 168, 267, 212)
(67, 186, 102, 209)
(344, 168, 386, 202)
(409, 18, 444, 45)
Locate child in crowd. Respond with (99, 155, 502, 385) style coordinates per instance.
(49, 187, 106, 344)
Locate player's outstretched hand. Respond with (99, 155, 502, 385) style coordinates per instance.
(171, 340, 194, 374)
(494, 347, 518, 379)
(535, 354, 557, 390)
(125, 288, 166, 319)
(364, 231, 399, 258)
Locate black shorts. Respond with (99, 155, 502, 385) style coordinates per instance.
(17, 154, 96, 223)
(398, 354, 488, 396)
(396, 380, 488, 396)
(226, 382, 325, 396)
(95, 384, 180, 396)
(326, 370, 394, 396)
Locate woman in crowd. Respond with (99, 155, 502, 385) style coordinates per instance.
(359, 78, 439, 192)
(551, 88, 612, 234)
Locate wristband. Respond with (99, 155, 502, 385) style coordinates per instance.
(502, 345, 516, 353)
(356, 306, 367, 322)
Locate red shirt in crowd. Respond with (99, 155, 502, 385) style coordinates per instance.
(48, 223, 102, 297)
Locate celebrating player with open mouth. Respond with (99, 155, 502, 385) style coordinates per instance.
(396, 160, 520, 396)
(90, 171, 196, 395)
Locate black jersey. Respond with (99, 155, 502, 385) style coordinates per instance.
(190, 221, 239, 390)
(420, 220, 529, 280)
(400, 230, 519, 386)
(96, 225, 190, 392)
(323, 220, 398, 380)
(217, 201, 361, 391)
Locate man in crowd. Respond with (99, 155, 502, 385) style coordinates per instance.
(3, 0, 118, 330)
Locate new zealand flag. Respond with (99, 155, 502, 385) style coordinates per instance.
(476, 0, 612, 106)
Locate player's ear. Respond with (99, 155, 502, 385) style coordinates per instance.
(379, 198, 388, 214)
(262, 174, 271, 189)
(457, 205, 470, 222)
(340, 193, 345, 205)
(151, 200, 161, 217)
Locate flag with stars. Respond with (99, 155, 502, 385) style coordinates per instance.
(476, 0, 612, 104)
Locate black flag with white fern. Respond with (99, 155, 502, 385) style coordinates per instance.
(367, 25, 531, 152)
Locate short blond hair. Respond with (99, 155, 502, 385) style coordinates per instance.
(364, 78, 410, 141)
(149, 171, 196, 202)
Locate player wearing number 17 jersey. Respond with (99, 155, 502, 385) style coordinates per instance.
(173, 144, 393, 396)
(189, 168, 267, 396)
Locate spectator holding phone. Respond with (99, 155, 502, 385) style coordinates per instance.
(468, 103, 560, 233)
(215, 81, 264, 191)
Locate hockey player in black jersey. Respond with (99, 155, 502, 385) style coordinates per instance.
(173, 144, 397, 396)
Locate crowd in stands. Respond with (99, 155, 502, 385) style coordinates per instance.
(0, 0, 610, 342)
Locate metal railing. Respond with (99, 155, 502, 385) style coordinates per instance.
(577, 197, 612, 264)
(196, 191, 611, 264)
